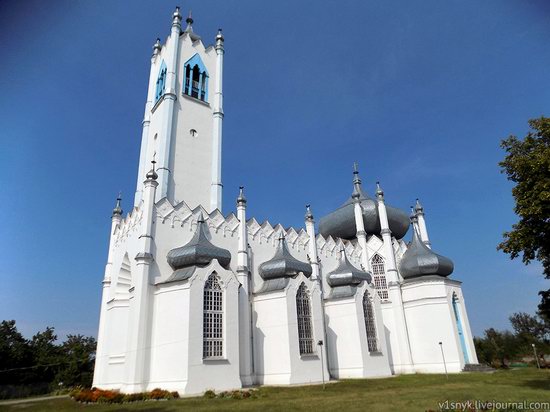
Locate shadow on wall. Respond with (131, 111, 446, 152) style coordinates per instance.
(252, 310, 266, 385)
(326, 322, 338, 377)
(384, 326, 394, 375)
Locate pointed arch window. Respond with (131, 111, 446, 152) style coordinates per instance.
(363, 291, 378, 352)
(296, 283, 314, 355)
(155, 61, 167, 103)
(203, 273, 223, 358)
(371, 254, 389, 300)
(183, 54, 208, 102)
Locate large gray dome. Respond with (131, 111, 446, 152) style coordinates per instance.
(399, 228, 453, 279)
(326, 248, 371, 287)
(319, 185, 409, 240)
(167, 214, 231, 270)
(259, 236, 312, 280)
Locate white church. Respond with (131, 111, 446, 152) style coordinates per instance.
(92, 8, 480, 395)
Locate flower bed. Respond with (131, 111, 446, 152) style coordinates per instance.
(70, 387, 179, 404)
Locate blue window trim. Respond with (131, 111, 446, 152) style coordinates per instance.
(155, 60, 167, 103)
(452, 294, 470, 363)
(183, 54, 209, 102)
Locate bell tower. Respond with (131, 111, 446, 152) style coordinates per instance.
(134, 8, 224, 212)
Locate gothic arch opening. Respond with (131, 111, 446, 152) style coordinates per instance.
(115, 253, 132, 298)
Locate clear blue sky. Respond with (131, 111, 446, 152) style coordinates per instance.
(1, 0, 549, 339)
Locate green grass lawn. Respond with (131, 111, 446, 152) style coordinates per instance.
(1, 368, 549, 412)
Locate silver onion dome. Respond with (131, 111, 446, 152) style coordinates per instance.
(327, 248, 371, 287)
(167, 213, 231, 270)
(399, 228, 454, 279)
(319, 183, 410, 240)
(259, 236, 312, 280)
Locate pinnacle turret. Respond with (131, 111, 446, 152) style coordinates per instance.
(112, 193, 123, 217)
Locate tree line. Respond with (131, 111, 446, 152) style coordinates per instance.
(474, 312, 550, 368)
(0, 320, 96, 399)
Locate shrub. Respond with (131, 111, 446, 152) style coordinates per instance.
(204, 389, 216, 398)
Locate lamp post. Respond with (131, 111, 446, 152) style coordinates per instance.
(318, 340, 325, 389)
(439, 342, 448, 380)
(532, 343, 541, 369)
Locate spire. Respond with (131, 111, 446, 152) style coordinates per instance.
(152, 38, 161, 57)
(352, 162, 362, 200)
(172, 6, 182, 28)
(305, 204, 314, 221)
(375, 181, 384, 200)
(146, 159, 158, 181)
(182, 9, 201, 41)
(112, 192, 123, 217)
(415, 198, 424, 214)
(216, 28, 224, 42)
(237, 186, 247, 206)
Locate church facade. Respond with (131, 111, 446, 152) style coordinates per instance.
(92, 8, 479, 395)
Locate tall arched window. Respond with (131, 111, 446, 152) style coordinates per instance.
(296, 283, 314, 355)
(363, 291, 378, 352)
(155, 61, 167, 103)
(203, 273, 223, 358)
(183, 54, 208, 102)
(371, 254, 389, 300)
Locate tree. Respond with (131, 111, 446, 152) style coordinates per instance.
(55, 335, 96, 387)
(498, 117, 550, 318)
(509, 312, 549, 342)
(0, 321, 32, 385)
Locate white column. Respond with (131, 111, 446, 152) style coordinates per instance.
(375, 183, 398, 281)
(236, 187, 253, 385)
(305, 205, 320, 281)
(210, 30, 224, 212)
(134, 40, 161, 206)
(415, 199, 431, 248)
(93, 198, 122, 386)
(376, 183, 414, 373)
(124, 167, 158, 393)
(353, 197, 371, 272)
(156, 8, 182, 201)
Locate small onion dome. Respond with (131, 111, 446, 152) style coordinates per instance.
(152, 38, 162, 55)
(236, 186, 246, 205)
(112, 194, 122, 217)
(167, 213, 231, 270)
(146, 168, 158, 180)
(399, 228, 454, 279)
(216, 28, 224, 42)
(305, 204, 314, 221)
(319, 183, 410, 240)
(259, 236, 312, 280)
(327, 248, 371, 287)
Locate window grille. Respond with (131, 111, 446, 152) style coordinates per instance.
(371, 254, 389, 300)
(363, 291, 378, 352)
(203, 274, 223, 358)
(296, 283, 314, 355)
